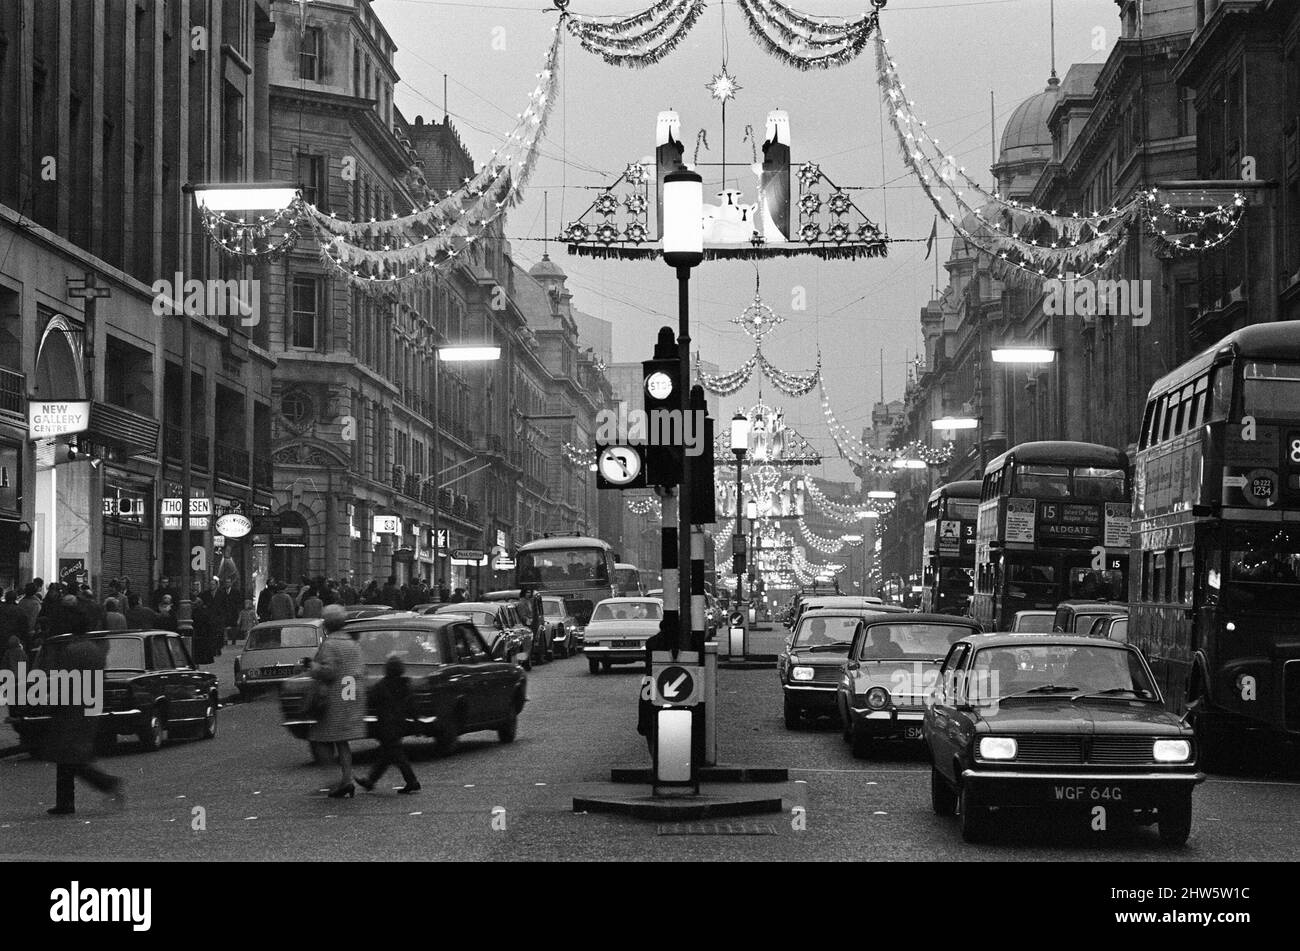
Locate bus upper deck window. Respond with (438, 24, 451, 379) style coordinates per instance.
(1014, 465, 1070, 497)
(1074, 467, 1127, 501)
(1242, 361, 1300, 421)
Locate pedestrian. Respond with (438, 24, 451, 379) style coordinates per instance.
(18, 582, 43, 645)
(2, 633, 25, 677)
(212, 578, 241, 647)
(299, 590, 323, 618)
(76, 585, 104, 631)
(308, 604, 366, 798)
(46, 594, 89, 638)
(102, 599, 128, 631)
(450, 587, 467, 603)
(101, 580, 125, 615)
(237, 599, 258, 642)
(356, 655, 420, 795)
(124, 592, 156, 631)
(0, 589, 28, 644)
(379, 575, 401, 608)
(155, 594, 177, 631)
(270, 583, 296, 620)
(338, 575, 358, 606)
(256, 579, 276, 622)
(41, 636, 124, 815)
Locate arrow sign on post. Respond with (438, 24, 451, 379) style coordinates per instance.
(653, 664, 701, 706)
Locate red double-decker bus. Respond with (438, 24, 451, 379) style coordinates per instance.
(972, 442, 1130, 632)
(920, 481, 980, 615)
(1130, 321, 1300, 766)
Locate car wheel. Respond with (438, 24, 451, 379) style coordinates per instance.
(435, 709, 462, 756)
(138, 712, 166, 752)
(588, 658, 600, 675)
(850, 726, 873, 760)
(498, 708, 519, 744)
(201, 700, 218, 740)
(958, 783, 990, 843)
(1157, 795, 1193, 847)
(931, 766, 957, 816)
(783, 697, 801, 730)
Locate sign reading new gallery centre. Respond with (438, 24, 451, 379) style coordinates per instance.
(27, 401, 91, 439)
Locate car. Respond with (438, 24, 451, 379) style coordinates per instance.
(1052, 601, 1128, 636)
(582, 597, 663, 673)
(279, 614, 527, 756)
(345, 605, 401, 621)
(778, 605, 909, 729)
(8, 630, 219, 752)
(837, 614, 982, 757)
(924, 633, 1204, 845)
(540, 595, 579, 657)
(430, 602, 533, 669)
(484, 589, 552, 664)
(1087, 614, 1129, 642)
(790, 595, 895, 630)
(1009, 610, 1055, 634)
(234, 619, 326, 700)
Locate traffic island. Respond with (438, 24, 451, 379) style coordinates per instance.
(609, 766, 788, 783)
(572, 780, 795, 820)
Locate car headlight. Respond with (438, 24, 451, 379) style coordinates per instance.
(1153, 739, 1191, 763)
(791, 666, 815, 682)
(978, 736, 1017, 760)
(864, 686, 891, 710)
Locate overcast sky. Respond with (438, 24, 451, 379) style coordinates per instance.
(377, 0, 1121, 482)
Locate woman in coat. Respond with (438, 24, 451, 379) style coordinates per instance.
(308, 604, 366, 798)
(41, 637, 123, 814)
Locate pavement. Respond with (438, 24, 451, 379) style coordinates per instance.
(4, 642, 1300, 860)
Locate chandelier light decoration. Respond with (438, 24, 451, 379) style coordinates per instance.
(798, 516, 846, 555)
(700, 278, 821, 397)
(564, 0, 886, 70)
(817, 376, 953, 472)
(873, 32, 1247, 285)
(802, 475, 894, 522)
(626, 494, 664, 518)
(196, 199, 305, 261)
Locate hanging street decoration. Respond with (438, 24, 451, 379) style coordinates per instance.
(196, 198, 306, 262)
(626, 494, 664, 518)
(560, 109, 888, 261)
(817, 376, 954, 473)
(699, 278, 819, 397)
(706, 66, 743, 102)
(563, 0, 886, 70)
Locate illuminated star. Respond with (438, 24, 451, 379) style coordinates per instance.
(706, 66, 742, 103)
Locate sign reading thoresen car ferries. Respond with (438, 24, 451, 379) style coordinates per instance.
(27, 401, 91, 438)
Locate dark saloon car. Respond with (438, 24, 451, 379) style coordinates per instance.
(8, 631, 219, 752)
(279, 614, 527, 756)
(779, 605, 908, 729)
(924, 634, 1203, 846)
(837, 614, 981, 758)
(540, 596, 578, 658)
(430, 602, 533, 669)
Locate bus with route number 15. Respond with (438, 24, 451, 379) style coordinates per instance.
(972, 441, 1130, 633)
(1129, 321, 1300, 767)
(921, 481, 981, 616)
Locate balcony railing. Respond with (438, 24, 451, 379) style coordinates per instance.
(0, 368, 23, 419)
(163, 426, 210, 471)
(215, 440, 251, 485)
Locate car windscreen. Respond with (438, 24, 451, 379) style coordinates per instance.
(591, 601, 662, 622)
(39, 637, 145, 671)
(246, 625, 319, 651)
(357, 628, 444, 667)
(792, 615, 860, 648)
(1012, 613, 1054, 633)
(966, 644, 1156, 701)
(858, 623, 970, 659)
(542, 599, 565, 618)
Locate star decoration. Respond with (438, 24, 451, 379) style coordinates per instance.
(706, 66, 742, 103)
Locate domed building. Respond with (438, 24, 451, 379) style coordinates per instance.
(992, 76, 1060, 201)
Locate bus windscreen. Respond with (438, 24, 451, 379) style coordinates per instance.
(517, 548, 610, 585)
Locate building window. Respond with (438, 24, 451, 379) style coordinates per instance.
(281, 391, 312, 426)
(299, 26, 321, 81)
(221, 81, 244, 181)
(297, 153, 326, 212)
(1177, 86, 1196, 139)
(291, 276, 321, 350)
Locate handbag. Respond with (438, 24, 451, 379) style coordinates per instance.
(303, 679, 328, 720)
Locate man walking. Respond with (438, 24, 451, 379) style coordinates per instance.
(42, 636, 124, 815)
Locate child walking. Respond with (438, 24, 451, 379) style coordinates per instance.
(356, 654, 421, 794)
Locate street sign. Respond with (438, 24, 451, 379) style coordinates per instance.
(729, 610, 745, 627)
(596, 444, 646, 489)
(452, 549, 484, 560)
(161, 497, 212, 517)
(216, 513, 252, 538)
(28, 401, 91, 439)
(653, 663, 702, 705)
(493, 556, 516, 571)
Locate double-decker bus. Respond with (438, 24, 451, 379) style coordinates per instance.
(972, 441, 1130, 632)
(515, 535, 616, 626)
(1130, 321, 1300, 763)
(921, 481, 981, 615)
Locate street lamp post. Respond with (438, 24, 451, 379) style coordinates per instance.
(662, 168, 704, 653)
(730, 411, 750, 611)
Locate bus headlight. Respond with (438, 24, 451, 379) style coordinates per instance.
(1153, 739, 1191, 763)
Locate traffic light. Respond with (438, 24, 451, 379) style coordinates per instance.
(643, 326, 683, 486)
(688, 384, 715, 525)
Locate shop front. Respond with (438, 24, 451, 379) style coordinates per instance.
(101, 480, 153, 596)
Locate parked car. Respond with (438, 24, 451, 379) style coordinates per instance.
(431, 602, 532, 669)
(279, 614, 526, 756)
(837, 614, 982, 757)
(1052, 601, 1128, 636)
(8, 630, 219, 752)
(484, 589, 552, 664)
(540, 596, 578, 657)
(924, 633, 1203, 845)
(1009, 610, 1055, 634)
(582, 597, 663, 673)
(778, 605, 908, 729)
(234, 619, 326, 700)
(1087, 614, 1129, 642)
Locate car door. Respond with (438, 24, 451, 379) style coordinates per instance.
(443, 622, 490, 727)
(926, 642, 970, 781)
(463, 623, 514, 721)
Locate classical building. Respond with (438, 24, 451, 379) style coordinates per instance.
(0, 0, 277, 595)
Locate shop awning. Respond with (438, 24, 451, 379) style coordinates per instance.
(87, 401, 160, 458)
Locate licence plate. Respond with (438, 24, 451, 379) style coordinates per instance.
(613, 640, 642, 648)
(904, 726, 923, 740)
(1052, 785, 1123, 803)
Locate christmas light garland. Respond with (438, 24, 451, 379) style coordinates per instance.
(817, 377, 954, 472)
(737, 0, 882, 70)
(565, 0, 707, 69)
(798, 516, 846, 554)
